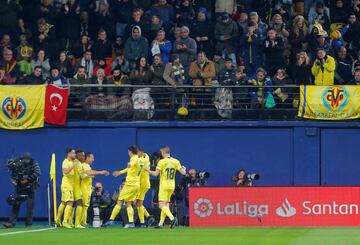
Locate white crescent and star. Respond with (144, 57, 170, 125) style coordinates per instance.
(50, 93, 63, 112)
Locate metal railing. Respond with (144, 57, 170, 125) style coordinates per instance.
(62, 84, 301, 121)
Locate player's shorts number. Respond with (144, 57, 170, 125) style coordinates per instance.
(165, 168, 175, 180)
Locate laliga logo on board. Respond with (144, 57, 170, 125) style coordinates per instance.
(2, 96, 27, 120)
(322, 86, 348, 111)
(275, 198, 297, 218)
(194, 198, 213, 218)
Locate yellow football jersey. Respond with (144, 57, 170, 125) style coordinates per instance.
(139, 153, 151, 189)
(157, 157, 182, 190)
(124, 155, 141, 186)
(80, 163, 93, 188)
(73, 159, 82, 187)
(61, 158, 75, 188)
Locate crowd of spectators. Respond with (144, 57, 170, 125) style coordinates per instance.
(1, 0, 360, 118)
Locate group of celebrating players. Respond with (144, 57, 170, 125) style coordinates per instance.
(56, 145, 186, 229)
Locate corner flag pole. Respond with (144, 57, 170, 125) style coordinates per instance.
(50, 153, 57, 225)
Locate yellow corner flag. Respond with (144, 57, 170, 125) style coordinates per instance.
(50, 153, 57, 222)
(50, 153, 56, 180)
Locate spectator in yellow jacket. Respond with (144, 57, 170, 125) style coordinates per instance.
(311, 48, 336, 85)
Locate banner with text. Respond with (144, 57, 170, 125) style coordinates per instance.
(0, 85, 45, 130)
(298, 85, 360, 120)
(189, 187, 360, 227)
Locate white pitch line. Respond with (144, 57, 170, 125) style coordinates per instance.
(0, 227, 55, 236)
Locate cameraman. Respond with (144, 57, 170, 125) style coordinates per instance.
(3, 153, 41, 228)
(88, 182, 113, 225)
(232, 169, 253, 187)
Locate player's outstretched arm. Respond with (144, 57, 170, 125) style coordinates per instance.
(86, 169, 110, 177)
(179, 166, 187, 175)
(112, 168, 128, 177)
(144, 166, 160, 177)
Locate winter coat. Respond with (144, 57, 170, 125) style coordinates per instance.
(173, 37, 197, 67)
(240, 32, 264, 67)
(214, 20, 239, 53)
(189, 59, 216, 89)
(311, 55, 336, 86)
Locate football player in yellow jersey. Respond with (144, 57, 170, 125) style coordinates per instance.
(72, 150, 85, 228)
(56, 148, 79, 229)
(79, 152, 110, 227)
(145, 146, 186, 229)
(136, 147, 155, 227)
(102, 145, 142, 228)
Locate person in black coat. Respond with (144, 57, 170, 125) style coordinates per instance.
(110, 0, 134, 37)
(91, 29, 112, 61)
(264, 28, 285, 78)
(190, 7, 214, 56)
(58, 0, 81, 51)
(124, 8, 151, 40)
(290, 51, 312, 85)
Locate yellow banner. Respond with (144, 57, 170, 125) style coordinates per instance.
(298, 85, 360, 120)
(0, 85, 45, 129)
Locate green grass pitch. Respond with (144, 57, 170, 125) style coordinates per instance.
(1, 226, 359, 245)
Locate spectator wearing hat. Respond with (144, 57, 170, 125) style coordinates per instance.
(311, 48, 336, 85)
(173, 26, 197, 69)
(240, 21, 264, 77)
(124, 26, 149, 69)
(212, 52, 226, 76)
(309, 33, 330, 60)
(190, 7, 214, 56)
(214, 12, 239, 67)
(176, 0, 196, 27)
(150, 30, 172, 64)
(46, 66, 69, 85)
(263, 28, 285, 78)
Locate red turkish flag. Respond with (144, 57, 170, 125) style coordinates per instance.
(45, 85, 69, 125)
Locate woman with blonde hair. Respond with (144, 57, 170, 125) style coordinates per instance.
(289, 15, 309, 62)
(291, 51, 312, 85)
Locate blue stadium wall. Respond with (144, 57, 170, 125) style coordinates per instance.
(1, 121, 360, 218)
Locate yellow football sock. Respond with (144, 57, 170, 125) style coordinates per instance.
(56, 202, 65, 221)
(110, 204, 122, 221)
(64, 205, 74, 224)
(142, 206, 150, 218)
(75, 206, 83, 226)
(137, 206, 145, 224)
(81, 206, 89, 225)
(162, 206, 174, 221)
(127, 206, 134, 223)
(159, 209, 166, 226)
(69, 208, 75, 225)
